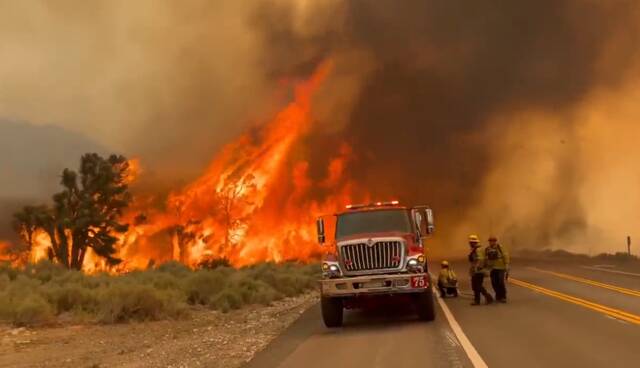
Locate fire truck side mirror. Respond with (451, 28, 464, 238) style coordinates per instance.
(413, 211, 423, 235)
(316, 218, 326, 244)
(425, 208, 435, 235)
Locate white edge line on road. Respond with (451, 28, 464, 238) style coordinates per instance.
(604, 315, 630, 325)
(436, 294, 488, 368)
(581, 266, 640, 278)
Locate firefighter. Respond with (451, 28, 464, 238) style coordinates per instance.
(468, 234, 493, 305)
(485, 236, 510, 303)
(437, 261, 458, 298)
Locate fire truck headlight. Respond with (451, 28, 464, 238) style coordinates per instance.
(406, 257, 423, 273)
(322, 262, 341, 278)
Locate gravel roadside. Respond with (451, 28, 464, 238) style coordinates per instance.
(0, 291, 319, 368)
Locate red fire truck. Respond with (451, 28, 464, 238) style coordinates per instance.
(316, 201, 435, 327)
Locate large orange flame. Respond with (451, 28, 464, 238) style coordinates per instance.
(110, 61, 360, 270)
(3, 61, 364, 271)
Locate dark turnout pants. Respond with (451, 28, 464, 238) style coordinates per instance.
(438, 281, 458, 297)
(471, 273, 491, 303)
(490, 269, 507, 300)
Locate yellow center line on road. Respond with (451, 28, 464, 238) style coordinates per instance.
(510, 278, 640, 325)
(528, 267, 640, 297)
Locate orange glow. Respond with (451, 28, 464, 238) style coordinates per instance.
(1, 61, 368, 272)
(105, 61, 366, 271)
(0, 241, 11, 262)
(121, 60, 360, 269)
(124, 158, 141, 184)
(30, 231, 51, 263)
(0, 62, 367, 272)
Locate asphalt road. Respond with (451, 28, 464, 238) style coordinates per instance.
(245, 258, 640, 368)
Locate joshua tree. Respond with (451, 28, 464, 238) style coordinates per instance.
(13, 153, 133, 270)
(11, 204, 50, 261)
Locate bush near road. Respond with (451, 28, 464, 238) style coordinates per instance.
(516, 248, 640, 263)
(0, 260, 319, 326)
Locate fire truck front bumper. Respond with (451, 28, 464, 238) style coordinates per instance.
(320, 273, 430, 297)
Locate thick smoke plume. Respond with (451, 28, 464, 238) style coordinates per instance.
(2, 1, 640, 257)
(0, 1, 276, 183)
(254, 1, 640, 255)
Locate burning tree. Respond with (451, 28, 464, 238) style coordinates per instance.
(216, 173, 256, 254)
(172, 220, 200, 264)
(10, 205, 50, 264)
(168, 173, 256, 265)
(13, 153, 133, 270)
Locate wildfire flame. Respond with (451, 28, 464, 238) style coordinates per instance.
(123, 158, 141, 184)
(0, 241, 11, 263)
(5, 61, 363, 272)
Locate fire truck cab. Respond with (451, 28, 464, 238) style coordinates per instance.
(316, 201, 436, 327)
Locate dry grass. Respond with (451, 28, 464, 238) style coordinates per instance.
(0, 260, 319, 326)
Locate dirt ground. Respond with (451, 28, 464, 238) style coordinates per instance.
(0, 292, 318, 368)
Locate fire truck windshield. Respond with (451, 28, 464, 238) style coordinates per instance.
(336, 209, 412, 239)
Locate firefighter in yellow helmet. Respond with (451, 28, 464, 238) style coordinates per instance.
(437, 261, 458, 298)
(468, 234, 493, 305)
(485, 236, 510, 303)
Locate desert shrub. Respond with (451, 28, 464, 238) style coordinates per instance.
(594, 252, 639, 263)
(81, 272, 114, 289)
(50, 269, 90, 286)
(0, 273, 10, 290)
(183, 270, 228, 305)
(233, 278, 282, 305)
(0, 260, 318, 325)
(198, 257, 231, 270)
(134, 270, 182, 290)
(44, 285, 100, 314)
(0, 261, 19, 281)
(156, 261, 191, 276)
(0, 291, 10, 320)
(13, 294, 54, 326)
(210, 288, 243, 312)
(97, 284, 186, 323)
(4, 274, 42, 297)
(515, 248, 640, 264)
(1, 294, 54, 326)
(24, 260, 68, 283)
(244, 262, 317, 297)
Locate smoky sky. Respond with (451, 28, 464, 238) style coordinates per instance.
(3, 1, 640, 251)
(253, 0, 640, 244)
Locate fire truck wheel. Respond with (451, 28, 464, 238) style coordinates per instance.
(416, 288, 436, 321)
(321, 296, 344, 327)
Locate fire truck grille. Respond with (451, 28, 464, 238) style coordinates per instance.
(340, 241, 403, 272)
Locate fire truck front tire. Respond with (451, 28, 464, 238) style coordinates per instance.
(321, 296, 343, 327)
(416, 288, 436, 321)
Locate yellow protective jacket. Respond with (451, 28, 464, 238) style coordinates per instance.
(438, 268, 458, 287)
(484, 243, 510, 270)
(468, 246, 488, 275)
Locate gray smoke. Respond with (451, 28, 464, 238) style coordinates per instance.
(2, 1, 640, 254)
